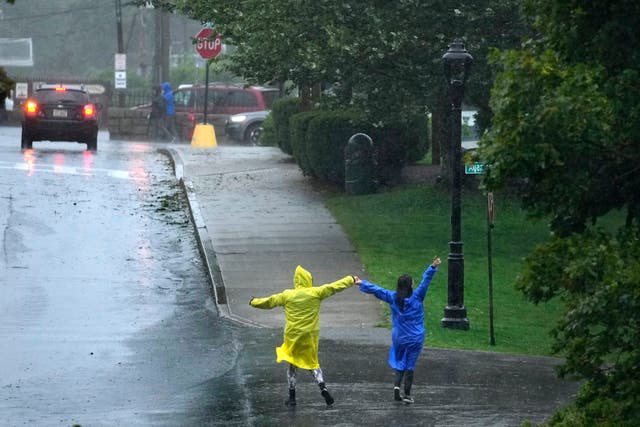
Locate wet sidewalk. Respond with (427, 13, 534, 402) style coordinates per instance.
(164, 145, 381, 330)
(161, 144, 578, 426)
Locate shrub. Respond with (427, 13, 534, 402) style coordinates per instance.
(287, 106, 429, 190)
(369, 113, 429, 185)
(289, 111, 317, 176)
(260, 113, 276, 146)
(305, 110, 366, 185)
(270, 97, 301, 155)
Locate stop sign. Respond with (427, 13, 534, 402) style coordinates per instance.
(194, 28, 222, 59)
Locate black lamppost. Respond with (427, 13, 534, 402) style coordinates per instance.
(441, 39, 472, 330)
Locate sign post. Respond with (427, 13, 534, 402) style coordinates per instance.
(114, 53, 126, 107)
(465, 161, 496, 345)
(194, 28, 222, 125)
(487, 192, 496, 346)
(191, 27, 222, 147)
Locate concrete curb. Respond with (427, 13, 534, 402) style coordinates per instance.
(158, 147, 263, 328)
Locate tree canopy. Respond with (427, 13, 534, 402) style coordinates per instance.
(480, 0, 640, 423)
(167, 0, 526, 127)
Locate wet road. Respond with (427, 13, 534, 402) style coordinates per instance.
(0, 128, 242, 426)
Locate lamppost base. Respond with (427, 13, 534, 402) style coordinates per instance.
(441, 306, 470, 330)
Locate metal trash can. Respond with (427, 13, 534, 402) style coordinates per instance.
(345, 133, 376, 195)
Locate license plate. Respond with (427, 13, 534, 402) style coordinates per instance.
(52, 109, 67, 118)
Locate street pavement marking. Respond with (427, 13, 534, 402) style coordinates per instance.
(0, 161, 135, 180)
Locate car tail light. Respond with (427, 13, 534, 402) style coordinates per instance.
(83, 104, 95, 118)
(55, 86, 67, 92)
(24, 100, 39, 116)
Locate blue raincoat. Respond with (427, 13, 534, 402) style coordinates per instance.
(359, 265, 438, 371)
(162, 82, 175, 116)
(250, 265, 355, 370)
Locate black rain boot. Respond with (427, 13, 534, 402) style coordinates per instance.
(394, 370, 404, 402)
(318, 382, 334, 406)
(285, 388, 296, 406)
(403, 370, 414, 404)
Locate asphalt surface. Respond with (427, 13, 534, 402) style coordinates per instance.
(160, 143, 578, 426)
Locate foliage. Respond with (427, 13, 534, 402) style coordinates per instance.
(0, 67, 15, 94)
(305, 110, 366, 185)
(284, 107, 428, 187)
(170, 0, 528, 135)
(289, 111, 317, 175)
(479, 0, 640, 423)
(518, 227, 640, 424)
(260, 113, 276, 147)
(270, 97, 302, 155)
(370, 113, 430, 183)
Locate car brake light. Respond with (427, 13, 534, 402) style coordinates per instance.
(24, 100, 38, 116)
(83, 104, 95, 118)
(55, 86, 67, 92)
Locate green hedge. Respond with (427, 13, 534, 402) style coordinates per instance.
(268, 97, 301, 155)
(369, 114, 429, 184)
(305, 110, 366, 185)
(260, 114, 276, 146)
(289, 111, 317, 175)
(279, 106, 430, 190)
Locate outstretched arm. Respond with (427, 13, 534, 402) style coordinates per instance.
(250, 291, 286, 309)
(414, 257, 441, 301)
(355, 277, 394, 304)
(315, 275, 356, 299)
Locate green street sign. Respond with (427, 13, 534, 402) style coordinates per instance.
(465, 162, 485, 174)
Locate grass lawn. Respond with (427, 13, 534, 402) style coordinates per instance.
(325, 182, 564, 356)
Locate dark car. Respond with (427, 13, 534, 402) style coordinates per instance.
(21, 84, 100, 151)
(225, 110, 270, 145)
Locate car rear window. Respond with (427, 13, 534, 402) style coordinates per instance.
(219, 90, 258, 107)
(36, 90, 89, 104)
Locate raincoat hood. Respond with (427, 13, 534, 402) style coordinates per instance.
(162, 82, 171, 93)
(293, 265, 313, 289)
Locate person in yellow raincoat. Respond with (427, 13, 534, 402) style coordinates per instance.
(250, 265, 357, 407)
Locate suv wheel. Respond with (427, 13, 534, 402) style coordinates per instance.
(245, 123, 263, 145)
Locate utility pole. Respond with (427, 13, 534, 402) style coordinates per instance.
(153, 7, 170, 86)
(115, 0, 125, 107)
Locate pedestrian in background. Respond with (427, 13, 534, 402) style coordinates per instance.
(148, 85, 166, 140)
(355, 257, 441, 404)
(250, 265, 357, 407)
(161, 82, 176, 142)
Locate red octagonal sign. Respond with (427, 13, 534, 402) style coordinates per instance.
(194, 28, 222, 59)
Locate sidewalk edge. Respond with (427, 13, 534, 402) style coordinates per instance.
(159, 147, 264, 328)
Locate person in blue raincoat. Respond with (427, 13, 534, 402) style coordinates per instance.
(250, 265, 357, 407)
(161, 82, 176, 141)
(355, 257, 441, 404)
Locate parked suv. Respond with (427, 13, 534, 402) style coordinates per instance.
(21, 84, 100, 151)
(171, 84, 280, 140)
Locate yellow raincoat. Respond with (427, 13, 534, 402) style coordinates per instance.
(250, 265, 355, 370)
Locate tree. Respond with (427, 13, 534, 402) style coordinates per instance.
(167, 0, 527, 164)
(480, 0, 640, 423)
